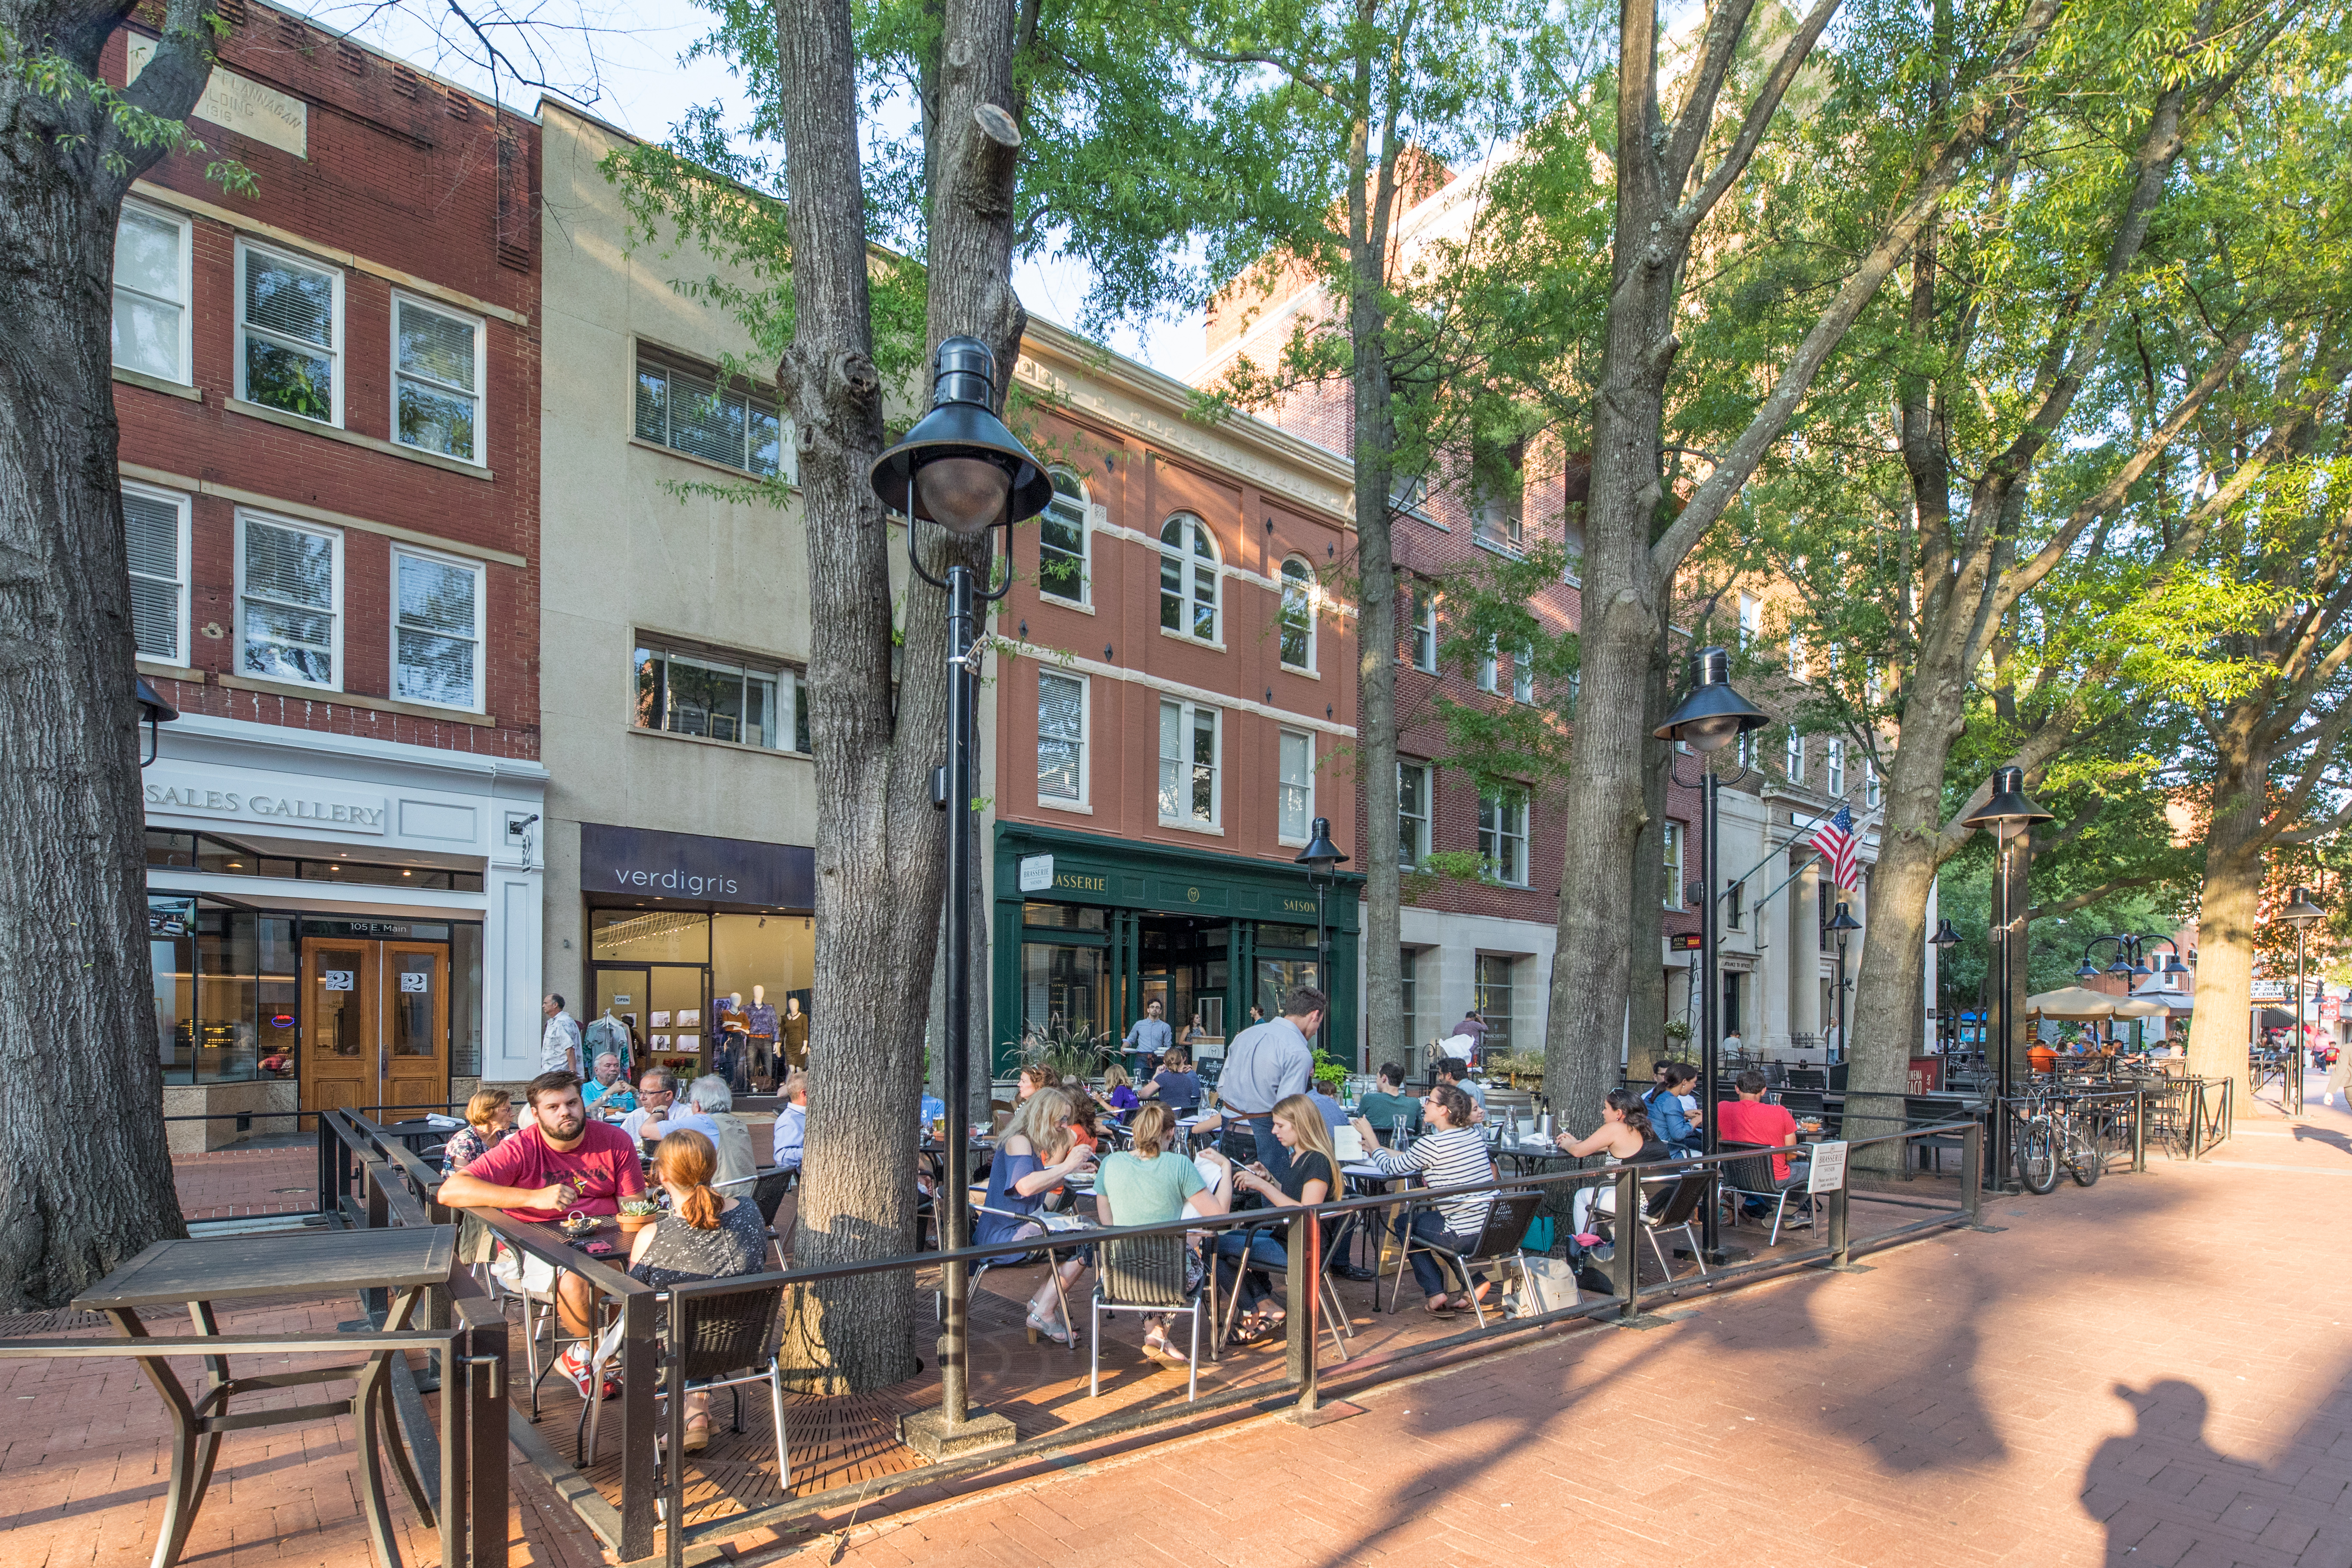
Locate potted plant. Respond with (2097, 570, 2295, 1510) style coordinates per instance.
(616, 1195, 661, 1236)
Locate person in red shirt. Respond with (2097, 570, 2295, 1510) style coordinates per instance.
(440, 1070, 646, 1397)
(1714, 1069, 1806, 1188)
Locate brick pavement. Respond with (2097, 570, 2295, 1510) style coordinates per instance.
(174, 1142, 321, 1221)
(757, 1081, 2352, 1568)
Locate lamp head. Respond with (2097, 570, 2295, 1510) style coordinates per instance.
(1825, 901, 1863, 935)
(2075, 959, 2102, 982)
(869, 336, 1054, 536)
(2282, 886, 2327, 927)
(1654, 646, 1769, 753)
(1930, 918, 1963, 949)
(1961, 765, 2054, 841)
(1295, 817, 1347, 876)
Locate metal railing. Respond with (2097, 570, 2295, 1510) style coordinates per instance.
(312, 1109, 1988, 1566)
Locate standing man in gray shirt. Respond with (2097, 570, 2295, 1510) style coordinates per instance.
(1214, 986, 1325, 1189)
(1122, 999, 1172, 1069)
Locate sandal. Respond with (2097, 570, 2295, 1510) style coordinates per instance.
(683, 1414, 711, 1454)
(1424, 1297, 1460, 1316)
(1025, 1307, 1072, 1345)
(1231, 1312, 1279, 1345)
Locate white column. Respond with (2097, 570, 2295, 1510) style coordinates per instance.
(1791, 860, 1822, 1043)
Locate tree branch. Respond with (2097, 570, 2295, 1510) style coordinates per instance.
(1673, 0, 1842, 237)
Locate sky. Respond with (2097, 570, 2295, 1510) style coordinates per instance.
(286, 0, 1206, 377)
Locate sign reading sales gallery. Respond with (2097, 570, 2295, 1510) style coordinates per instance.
(144, 766, 389, 835)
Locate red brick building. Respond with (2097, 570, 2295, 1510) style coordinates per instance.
(107, 3, 548, 1140)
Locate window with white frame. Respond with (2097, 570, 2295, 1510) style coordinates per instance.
(1826, 737, 1846, 797)
(1039, 469, 1088, 605)
(1478, 785, 1529, 886)
(1158, 514, 1220, 642)
(238, 512, 341, 687)
(1513, 643, 1535, 703)
(1399, 761, 1430, 868)
(1038, 669, 1087, 803)
(1477, 637, 1499, 693)
(1785, 728, 1805, 782)
(1865, 761, 1882, 810)
(1279, 557, 1315, 669)
(633, 344, 789, 480)
(1157, 699, 1220, 827)
(633, 635, 799, 750)
(392, 548, 484, 710)
(122, 483, 190, 663)
(1278, 729, 1313, 843)
(393, 295, 484, 463)
(237, 240, 342, 425)
(1738, 593, 1760, 649)
(113, 201, 190, 383)
(1736, 727, 1754, 769)
(1663, 821, 1685, 909)
(1409, 583, 1437, 672)
(1472, 436, 1524, 551)
(1787, 630, 1808, 680)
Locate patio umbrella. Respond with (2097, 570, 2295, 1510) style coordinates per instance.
(2129, 985, 2194, 1013)
(2026, 985, 2121, 1020)
(2111, 995, 2168, 1019)
(2255, 1007, 2296, 1030)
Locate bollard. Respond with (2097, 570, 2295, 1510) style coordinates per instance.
(1828, 1170, 1850, 1264)
(1288, 1209, 1318, 1415)
(2132, 1088, 2148, 1174)
(1961, 1123, 1984, 1225)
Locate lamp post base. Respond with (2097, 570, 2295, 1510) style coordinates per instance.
(899, 1406, 1019, 1461)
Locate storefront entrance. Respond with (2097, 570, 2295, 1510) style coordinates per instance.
(301, 936, 451, 1114)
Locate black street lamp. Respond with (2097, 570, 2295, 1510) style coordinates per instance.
(1294, 818, 1348, 1063)
(2075, 932, 2190, 1053)
(1825, 901, 1862, 1063)
(1931, 918, 1963, 1054)
(871, 337, 1051, 1458)
(136, 676, 179, 768)
(1961, 766, 2053, 1192)
(1656, 646, 1768, 1261)
(2281, 887, 2326, 1116)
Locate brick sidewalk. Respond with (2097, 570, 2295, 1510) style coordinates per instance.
(781, 1082, 2352, 1568)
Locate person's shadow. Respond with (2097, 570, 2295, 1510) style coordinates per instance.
(2083, 1380, 2277, 1563)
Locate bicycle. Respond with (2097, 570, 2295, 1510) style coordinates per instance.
(2008, 1085, 2102, 1193)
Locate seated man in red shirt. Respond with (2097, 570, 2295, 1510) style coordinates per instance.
(1714, 1069, 1809, 1217)
(439, 1070, 646, 1396)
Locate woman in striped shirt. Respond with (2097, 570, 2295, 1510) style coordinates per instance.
(1351, 1082, 1497, 1314)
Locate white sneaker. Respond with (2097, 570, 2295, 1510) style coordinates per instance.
(2327, 1091, 2337, 1106)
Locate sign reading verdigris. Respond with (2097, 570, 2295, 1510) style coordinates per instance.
(144, 767, 389, 835)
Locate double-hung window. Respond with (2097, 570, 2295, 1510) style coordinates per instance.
(1040, 470, 1088, 605)
(1158, 514, 1220, 642)
(1478, 637, 1499, 693)
(1279, 558, 1315, 670)
(238, 240, 342, 425)
(1157, 699, 1219, 828)
(1513, 643, 1535, 703)
(113, 201, 191, 383)
(1399, 761, 1431, 868)
(1826, 738, 1846, 797)
(1478, 785, 1529, 886)
(1738, 593, 1760, 649)
(1865, 762, 1883, 811)
(237, 511, 341, 688)
(1785, 728, 1806, 782)
(1662, 821, 1685, 909)
(393, 548, 485, 710)
(633, 345, 788, 480)
(1408, 584, 1438, 672)
(123, 483, 191, 663)
(1038, 670, 1087, 804)
(633, 636, 798, 750)
(1473, 437, 1524, 551)
(1277, 729, 1313, 844)
(393, 295, 485, 463)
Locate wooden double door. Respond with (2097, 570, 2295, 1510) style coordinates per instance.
(301, 940, 449, 1116)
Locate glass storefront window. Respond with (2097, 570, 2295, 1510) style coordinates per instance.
(1255, 958, 1320, 1021)
(150, 897, 195, 1082)
(1021, 942, 1103, 1046)
(257, 916, 298, 1079)
(144, 830, 480, 890)
(711, 912, 812, 1028)
(1256, 924, 1318, 950)
(1022, 903, 1106, 931)
(194, 909, 256, 1082)
(592, 908, 712, 964)
(451, 925, 483, 1076)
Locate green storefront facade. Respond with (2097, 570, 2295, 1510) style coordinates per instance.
(992, 822, 1362, 1077)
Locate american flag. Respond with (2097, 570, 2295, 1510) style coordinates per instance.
(1809, 804, 1860, 891)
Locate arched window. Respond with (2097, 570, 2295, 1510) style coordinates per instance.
(1040, 468, 1087, 605)
(1159, 513, 1220, 642)
(1279, 557, 1315, 669)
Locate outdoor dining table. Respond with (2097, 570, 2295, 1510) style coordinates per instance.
(73, 1223, 458, 1568)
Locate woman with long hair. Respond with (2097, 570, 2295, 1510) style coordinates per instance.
(1557, 1088, 1675, 1250)
(623, 1129, 770, 1450)
(1214, 1094, 1340, 1342)
(975, 1087, 1095, 1342)
(1353, 1081, 1498, 1314)
(1094, 1103, 1231, 1361)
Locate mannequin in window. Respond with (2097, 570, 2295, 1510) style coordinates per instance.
(782, 995, 809, 1077)
(585, 1007, 634, 1084)
(714, 991, 750, 1090)
(745, 983, 778, 1095)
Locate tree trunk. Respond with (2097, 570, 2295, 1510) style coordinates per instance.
(0, 0, 215, 1311)
(2186, 725, 2266, 1101)
(1354, 304, 1401, 1079)
(1625, 645, 1670, 1085)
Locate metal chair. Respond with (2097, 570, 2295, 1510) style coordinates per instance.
(1384, 1190, 1543, 1328)
(1718, 1142, 1810, 1245)
(1209, 1215, 1354, 1359)
(964, 1201, 1082, 1351)
(580, 1280, 790, 1479)
(1089, 1231, 1205, 1401)
(1639, 1172, 1712, 1280)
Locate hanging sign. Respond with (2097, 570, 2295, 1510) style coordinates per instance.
(1807, 1140, 1849, 1194)
(1018, 853, 1054, 894)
